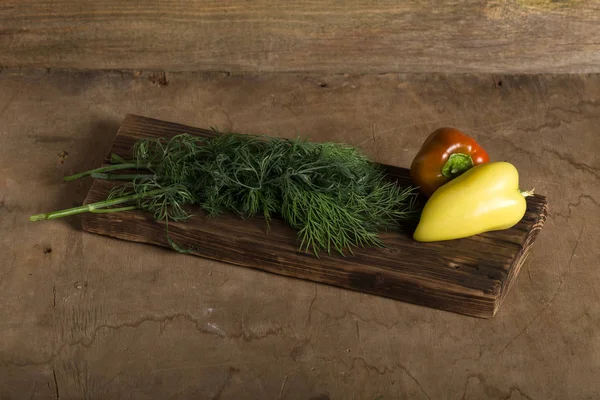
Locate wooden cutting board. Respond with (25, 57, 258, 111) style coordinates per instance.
(80, 114, 548, 318)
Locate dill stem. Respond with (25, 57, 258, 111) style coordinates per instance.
(29, 189, 166, 221)
(110, 153, 133, 164)
(63, 163, 150, 182)
(90, 205, 138, 213)
(90, 172, 157, 181)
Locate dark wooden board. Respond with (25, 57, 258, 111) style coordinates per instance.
(81, 114, 548, 318)
(1, 1, 599, 74)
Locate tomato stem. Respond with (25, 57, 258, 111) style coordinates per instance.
(441, 153, 474, 179)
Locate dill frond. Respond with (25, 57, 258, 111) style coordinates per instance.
(33, 131, 420, 256)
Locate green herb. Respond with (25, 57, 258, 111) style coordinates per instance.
(30, 131, 419, 256)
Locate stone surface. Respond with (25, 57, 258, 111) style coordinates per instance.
(0, 69, 598, 399)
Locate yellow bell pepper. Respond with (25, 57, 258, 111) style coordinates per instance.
(413, 161, 533, 242)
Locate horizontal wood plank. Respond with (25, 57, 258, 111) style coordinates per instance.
(80, 114, 548, 318)
(0, 0, 599, 73)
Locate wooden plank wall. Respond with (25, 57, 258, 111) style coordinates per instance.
(1, 0, 599, 73)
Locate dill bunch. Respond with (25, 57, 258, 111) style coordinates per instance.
(30, 131, 420, 256)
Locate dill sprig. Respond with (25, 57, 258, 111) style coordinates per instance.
(30, 131, 420, 256)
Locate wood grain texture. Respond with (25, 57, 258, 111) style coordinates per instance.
(80, 114, 548, 318)
(0, 0, 599, 73)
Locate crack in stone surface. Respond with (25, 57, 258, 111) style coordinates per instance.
(2, 312, 284, 368)
(498, 224, 585, 355)
(52, 366, 60, 400)
(460, 374, 535, 400)
(552, 193, 600, 221)
(349, 356, 431, 400)
(495, 130, 600, 179)
(212, 366, 238, 400)
(519, 101, 600, 134)
(310, 306, 404, 331)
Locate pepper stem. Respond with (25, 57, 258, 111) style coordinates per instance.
(441, 153, 474, 179)
(520, 188, 535, 197)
